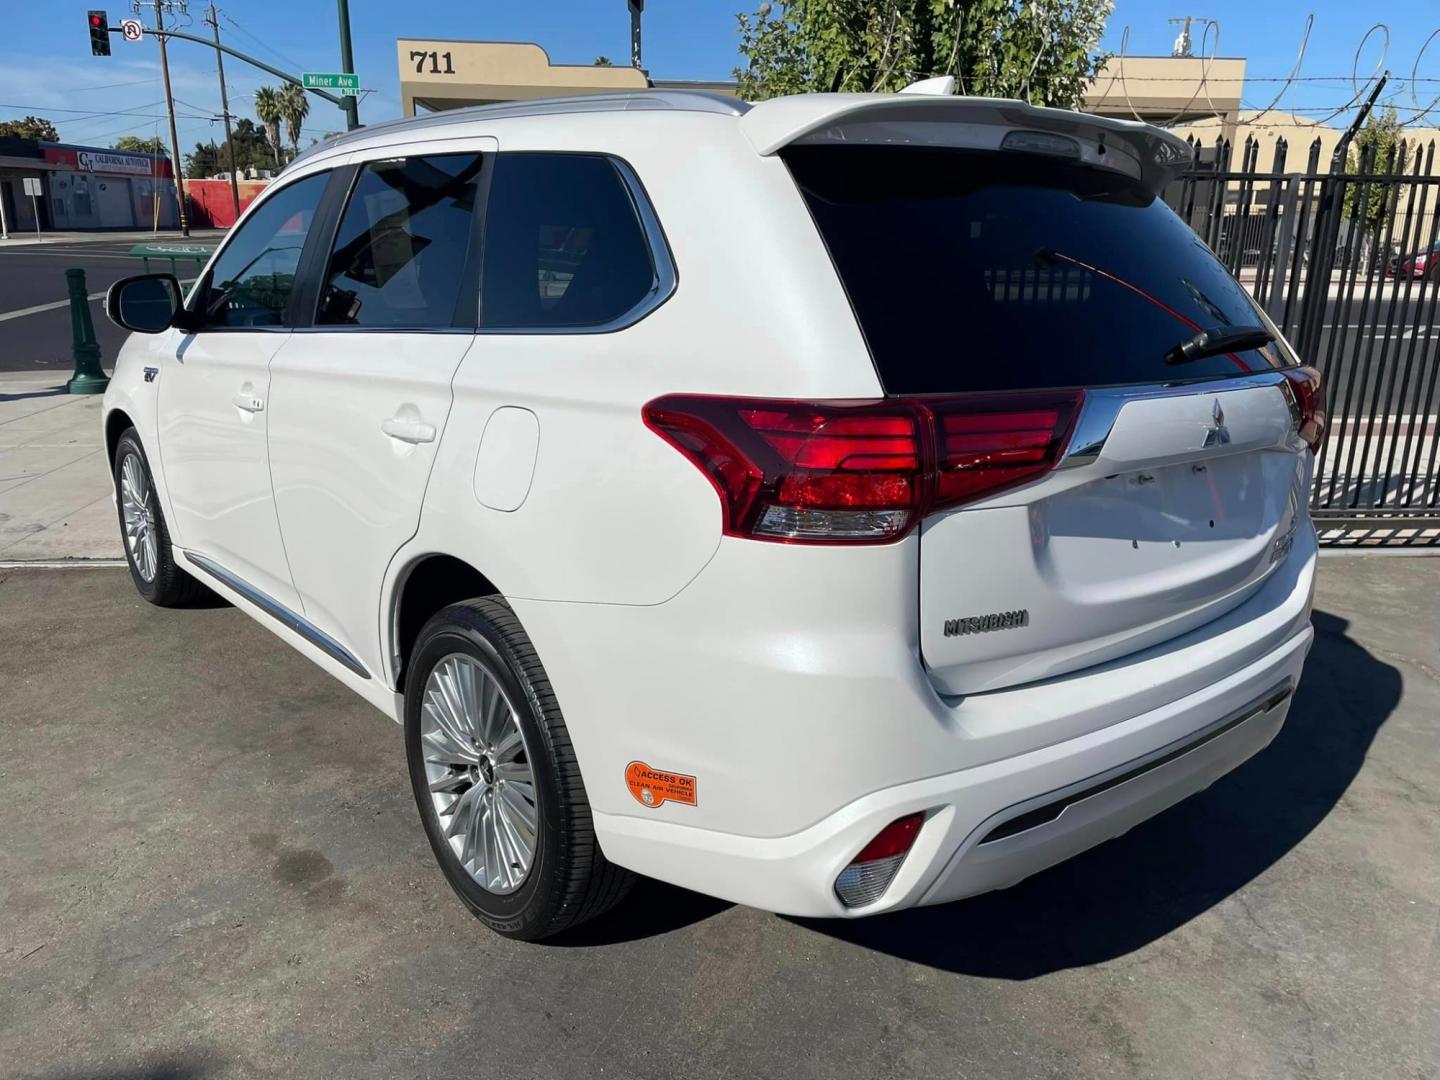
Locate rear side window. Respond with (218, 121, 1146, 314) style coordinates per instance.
(317, 154, 483, 328)
(481, 153, 657, 329)
(196, 171, 328, 329)
(784, 146, 1296, 394)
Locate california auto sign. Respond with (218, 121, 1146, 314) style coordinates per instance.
(42, 146, 171, 178)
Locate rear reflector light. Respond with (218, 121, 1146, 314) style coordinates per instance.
(834, 812, 925, 908)
(643, 391, 1082, 544)
(1282, 366, 1326, 453)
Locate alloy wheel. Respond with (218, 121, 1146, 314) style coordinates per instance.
(119, 452, 158, 583)
(420, 653, 539, 894)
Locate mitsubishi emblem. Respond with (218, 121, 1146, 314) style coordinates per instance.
(1203, 399, 1231, 448)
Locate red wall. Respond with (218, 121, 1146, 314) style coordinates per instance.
(185, 178, 271, 228)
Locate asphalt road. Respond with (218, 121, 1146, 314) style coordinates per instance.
(0, 238, 209, 374)
(0, 559, 1436, 1079)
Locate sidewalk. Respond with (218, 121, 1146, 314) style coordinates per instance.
(0, 228, 226, 249)
(0, 372, 118, 562)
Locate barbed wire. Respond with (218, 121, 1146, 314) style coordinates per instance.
(1105, 14, 1440, 135)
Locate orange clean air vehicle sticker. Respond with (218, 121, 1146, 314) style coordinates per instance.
(625, 761, 697, 809)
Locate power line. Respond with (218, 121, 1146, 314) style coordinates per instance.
(57, 78, 161, 93)
(218, 10, 307, 73)
(0, 101, 208, 120)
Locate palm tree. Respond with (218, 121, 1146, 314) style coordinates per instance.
(253, 86, 284, 168)
(279, 83, 310, 159)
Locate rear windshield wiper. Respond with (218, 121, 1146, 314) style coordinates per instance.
(1165, 325, 1274, 365)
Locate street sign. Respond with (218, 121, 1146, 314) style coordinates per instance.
(303, 72, 360, 97)
(22, 177, 41, 238)
(120, 19, 144, 42)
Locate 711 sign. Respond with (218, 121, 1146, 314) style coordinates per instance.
(302, 72, 360, 97)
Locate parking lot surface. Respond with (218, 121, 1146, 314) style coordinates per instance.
(1, 558, 1436, 1080)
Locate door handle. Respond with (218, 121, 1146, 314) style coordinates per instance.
(231, 393, 265, 413)
(381, 417, 437, 444)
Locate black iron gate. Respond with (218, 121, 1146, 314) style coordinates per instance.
(1167, 135, 1440, 544)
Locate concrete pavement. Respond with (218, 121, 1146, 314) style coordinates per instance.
(0, 373, 117, 562)
(0, 557, 1436, 1079)
(0, 228, 224, 249)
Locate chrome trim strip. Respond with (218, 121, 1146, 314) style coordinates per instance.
(185, 552, 371, 680)
(977, 680, 1293, 845)
(1058, 370, 1290, 470)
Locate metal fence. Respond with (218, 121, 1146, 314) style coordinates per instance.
(1165, 135, 1440, 543)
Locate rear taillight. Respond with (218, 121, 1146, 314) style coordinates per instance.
(642, 391, 1082, 544)
(834, 812, 925, 908)
(1282, 366, 1326, 453)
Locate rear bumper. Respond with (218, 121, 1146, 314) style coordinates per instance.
(593, 622, 1310, 918)
(513, 518, 1317, 918)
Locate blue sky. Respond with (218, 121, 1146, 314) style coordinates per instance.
(4, 1, 1440, 152)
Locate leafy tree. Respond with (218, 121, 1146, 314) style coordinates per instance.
(184, 118, 274, 178)
(1342, 105, 1404, 235)
(734, 0, 1112, 108)
(253, 85, 285, 167)
(0, 115, 60, 141)
(594, 55, 615, 66)
(113, 135, 167, 154)
(278, 83, 310, 157)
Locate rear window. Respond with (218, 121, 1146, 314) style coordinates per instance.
(784, 146, 1296, 394)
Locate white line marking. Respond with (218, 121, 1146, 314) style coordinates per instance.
(0, 250, 151, 260)
(0, 278, 195, 323)
(0, 292, 106, 322)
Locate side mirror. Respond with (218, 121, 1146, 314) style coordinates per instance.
(105, 273, 183, 334)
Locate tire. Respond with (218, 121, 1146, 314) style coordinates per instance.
(112, 428, 208, 607)
(404, 598, 634, 940)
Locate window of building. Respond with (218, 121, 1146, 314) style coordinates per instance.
(481, 153, 658, 329)
(316, 154, 484, 329)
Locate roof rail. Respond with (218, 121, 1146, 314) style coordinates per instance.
(289, 90, 750, 169)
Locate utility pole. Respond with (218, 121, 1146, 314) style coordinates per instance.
(336, 0, 359, 130)
(205, 3, 241, 222)
(629, 0, 644, 70)
(148, 0, 190, 236)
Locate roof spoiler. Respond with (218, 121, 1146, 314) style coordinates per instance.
(739, 93, 1194, 195)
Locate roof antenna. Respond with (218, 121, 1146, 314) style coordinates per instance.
(899, 75, 956, 96)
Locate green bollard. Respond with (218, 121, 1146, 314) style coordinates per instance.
(65, 267, 109, 395)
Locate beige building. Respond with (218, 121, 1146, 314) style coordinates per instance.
(1171, 110, 1440, 176)
(396, 39, 1236, 124)
(1083, 55, 1246, 140)
(393, 38, 1440, 174)
(397, 39, 736, 116)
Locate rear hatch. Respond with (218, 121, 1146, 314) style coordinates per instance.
(784, 140, 1313, 695)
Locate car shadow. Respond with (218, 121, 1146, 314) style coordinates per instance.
(543, 875, 735, 947)
(784, 608, 1400, 978)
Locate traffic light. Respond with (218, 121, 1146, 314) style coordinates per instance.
(88, 11, 111, 57)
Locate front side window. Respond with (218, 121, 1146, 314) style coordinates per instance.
(481, 153, 657, 329)
(316, 154, 484, 328)
(195, 171, 328, 329)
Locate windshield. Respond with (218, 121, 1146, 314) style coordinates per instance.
(784, 145, 1298, 394)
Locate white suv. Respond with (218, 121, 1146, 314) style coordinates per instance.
(102, 88, 1324, 940)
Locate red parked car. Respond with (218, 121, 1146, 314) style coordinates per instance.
(1387, 241, 1440, 279)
